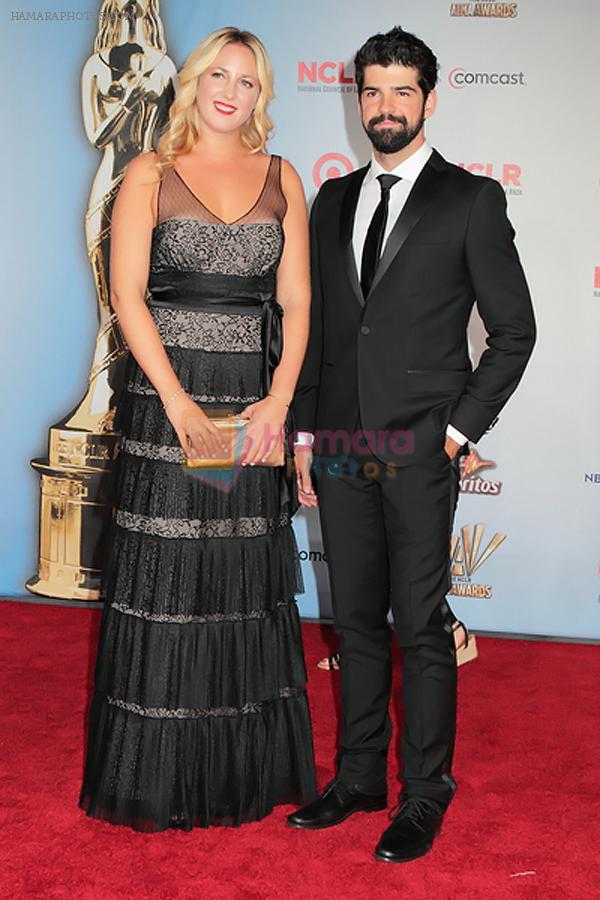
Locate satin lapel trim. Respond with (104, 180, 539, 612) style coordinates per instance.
(367, 161, 445, 298)
(339, 166, 369, 308)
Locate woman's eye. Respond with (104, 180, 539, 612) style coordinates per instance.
(241, 80, 254, 89)
(212, 71, 224, 79)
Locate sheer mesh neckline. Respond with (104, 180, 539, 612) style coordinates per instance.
(155, 154, 286, 228)
(171, 155, 276, 226)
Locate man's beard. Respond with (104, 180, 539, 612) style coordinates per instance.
(364, 113, 425, 154)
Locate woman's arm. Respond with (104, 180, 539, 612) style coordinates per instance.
(110, 152, 224, 458)
(241, 159, 311, 464)
(110, 152, 183, 403)
(270, 158, 311, 403)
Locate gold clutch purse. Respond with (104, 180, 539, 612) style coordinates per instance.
(183, 415, 285, 469)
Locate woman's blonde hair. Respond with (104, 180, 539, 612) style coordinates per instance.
(155, 27, 274, 174)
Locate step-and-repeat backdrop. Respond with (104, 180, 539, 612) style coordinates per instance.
(2, 0, 599, 638)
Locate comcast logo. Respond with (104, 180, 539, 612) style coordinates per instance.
(448, 67, 526, 89)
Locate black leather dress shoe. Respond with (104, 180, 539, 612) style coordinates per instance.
(374, 797, 445, 863)
(287, 780, 387, 830)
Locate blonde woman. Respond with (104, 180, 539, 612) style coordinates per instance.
(79, 27, 316, 831)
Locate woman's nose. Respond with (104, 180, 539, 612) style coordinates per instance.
(222, 77, 236, 99)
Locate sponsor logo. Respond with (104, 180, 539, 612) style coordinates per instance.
(450, 2, 518, 17)
(594, 267, 600, 298)
(459, 449, 502, 495)
(459, 162, 522, 196)
(298, 522, 508, 600)
(297, 548, 327, 563)
(297, 61, 356, 93)
(312, 152, 354, 188)
(584, 473, 600, 484)
(448, 68, 526, 89)
(450, 523, 507, 598)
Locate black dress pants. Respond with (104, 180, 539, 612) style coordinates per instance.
(315, 449, 460, 807)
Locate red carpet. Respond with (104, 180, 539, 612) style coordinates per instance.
(1, 599, 598, 898)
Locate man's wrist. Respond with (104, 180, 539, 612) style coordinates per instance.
(293, 431, 314, 448)
(446, 424, 469, 447)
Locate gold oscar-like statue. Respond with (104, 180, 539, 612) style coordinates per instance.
(27, 0, 176, 600)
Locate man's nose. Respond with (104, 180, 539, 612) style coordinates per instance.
(377, 97, 396, 117)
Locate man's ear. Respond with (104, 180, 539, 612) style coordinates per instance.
(424, 89, 437, 120)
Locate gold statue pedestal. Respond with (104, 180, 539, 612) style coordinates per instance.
(27, 304, 128, 601)
(26, 414, 122, 601)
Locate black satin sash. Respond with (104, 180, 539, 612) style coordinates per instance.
(147, 270, 283, 394)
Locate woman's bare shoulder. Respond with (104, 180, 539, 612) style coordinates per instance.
(279, 157, 306, 202)
(125, 151, 162, 185)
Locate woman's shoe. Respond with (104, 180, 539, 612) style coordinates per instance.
(452, 619, 478, 667)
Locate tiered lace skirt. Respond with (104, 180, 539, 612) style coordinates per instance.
(79, 300, 316, 831)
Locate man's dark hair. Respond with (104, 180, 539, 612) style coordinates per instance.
(354, 26, 439, 98)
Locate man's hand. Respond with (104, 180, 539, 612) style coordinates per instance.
(294, 446, 318, 507)
(444, 435, 463, 461)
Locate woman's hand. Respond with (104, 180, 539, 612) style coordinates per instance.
(165, 392, 227, 460)
(239, 395, 287, 465)
(294, 446, 318, 507)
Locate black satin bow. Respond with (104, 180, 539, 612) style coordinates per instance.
(147, 270, 284, 395)
(259, 293, 284, 394)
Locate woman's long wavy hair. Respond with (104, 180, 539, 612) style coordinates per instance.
(155, 27, 274, 175)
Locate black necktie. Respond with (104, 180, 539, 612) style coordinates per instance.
(360, 173, 401, 297)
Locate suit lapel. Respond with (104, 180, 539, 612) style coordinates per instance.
(339, 165, 369, 308)
(367, 151, 448, 298)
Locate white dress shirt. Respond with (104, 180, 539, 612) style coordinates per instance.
(295, 140, 469, 449)
(352, 140, 433, 268)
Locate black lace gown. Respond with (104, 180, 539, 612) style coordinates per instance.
(79, 155, 316, 831)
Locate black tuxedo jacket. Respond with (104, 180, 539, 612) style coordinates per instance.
(292, 149, 536, 466)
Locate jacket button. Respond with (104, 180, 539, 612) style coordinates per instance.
(360, 325, 370, 335)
